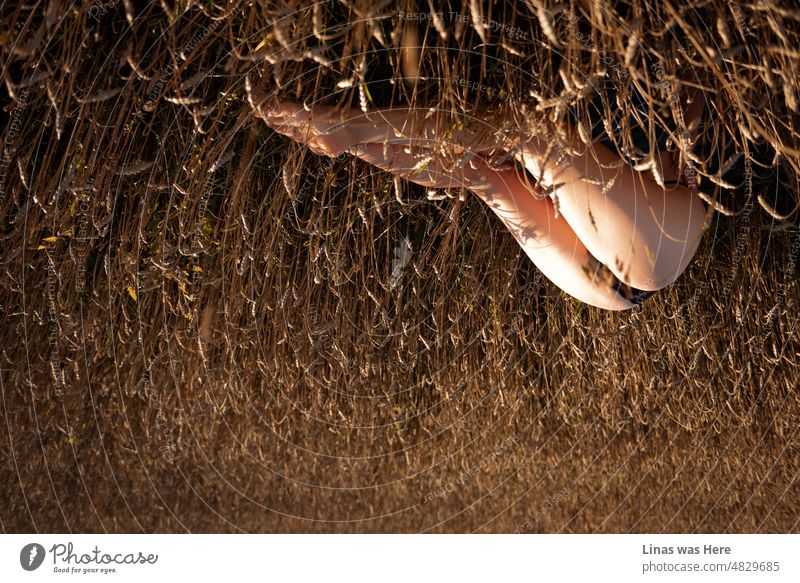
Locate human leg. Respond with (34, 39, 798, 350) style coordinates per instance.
(349, 142, 635, 310)
(259, 101, 508, 157)
(513, 127, 706, 291)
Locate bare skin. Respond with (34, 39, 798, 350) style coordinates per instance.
(260, 100, 707, 310)
(514, 127, 706, 290)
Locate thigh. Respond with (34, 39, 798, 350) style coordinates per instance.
(352, 143, 635, 310)
(514, 130, 706, 291)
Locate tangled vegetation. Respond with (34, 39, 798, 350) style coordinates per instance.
(1, 0, 798, 532)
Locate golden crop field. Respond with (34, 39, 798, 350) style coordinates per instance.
(1, 0, 798, 533)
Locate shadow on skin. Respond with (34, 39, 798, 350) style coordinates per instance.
(260, 100, 707, 310)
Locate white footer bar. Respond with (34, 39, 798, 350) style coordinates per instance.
(2, 534, 798, 582)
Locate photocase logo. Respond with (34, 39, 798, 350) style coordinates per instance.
(20, 543, 46, 571)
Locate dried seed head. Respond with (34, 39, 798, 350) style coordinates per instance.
(624, 33, 639, 66)
(400, 21, 420, 88)
(469, 0, 489, 44)
(534, 2, 561, 48)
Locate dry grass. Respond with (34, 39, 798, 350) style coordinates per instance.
(1, 0, 798, 533)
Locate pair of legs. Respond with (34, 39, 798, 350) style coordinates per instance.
(260, 100, 706, 310)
